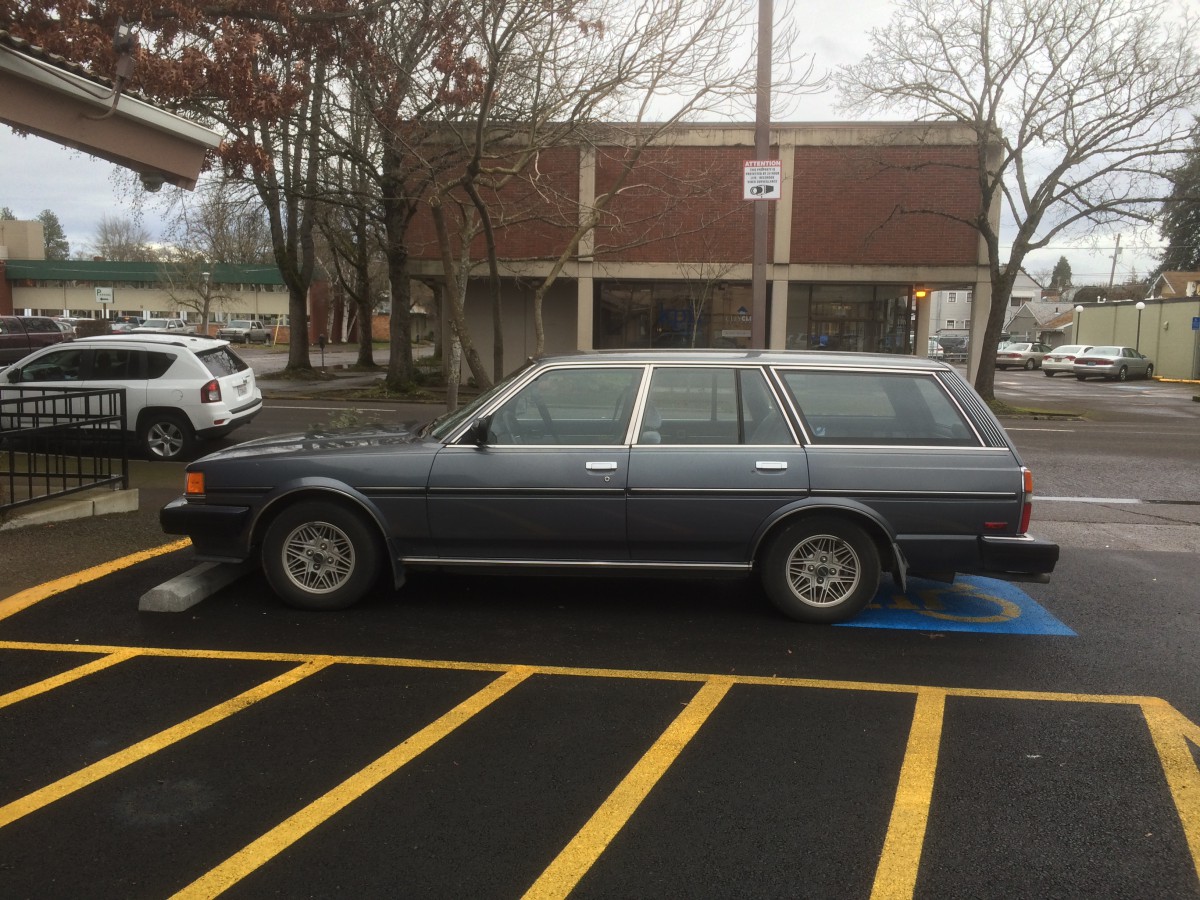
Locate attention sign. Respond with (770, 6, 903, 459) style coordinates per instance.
(743, 159, 782, 200)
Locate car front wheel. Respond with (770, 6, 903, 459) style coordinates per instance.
(760, 517, 880, 624)
(263, 500, 382, 610)
(140, 413, 195, 461)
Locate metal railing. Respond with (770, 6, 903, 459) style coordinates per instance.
(0, 386, 129, 515)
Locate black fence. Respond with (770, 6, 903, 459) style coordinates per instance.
(0, 386, 129, 515)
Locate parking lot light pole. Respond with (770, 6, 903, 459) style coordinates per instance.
(1074, 305, 1084, 344)
(1135, 301, 1146, 351)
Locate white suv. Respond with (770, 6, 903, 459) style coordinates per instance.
(0, 334, 262, 460)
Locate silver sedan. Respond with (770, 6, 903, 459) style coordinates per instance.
(1072, 346, 1154, 381)
(996, 342, 1051, 370)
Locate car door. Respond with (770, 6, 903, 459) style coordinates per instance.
(626, 366, 810, 564)
(85, 346, 148, 432)
(426, 365, 644, 561)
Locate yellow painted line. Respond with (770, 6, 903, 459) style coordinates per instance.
(0, 648, 139, 710)
(523, 677, 733, 900)
(871, 689, 946, 900)
(171, 666, 533, 900)
(0, 640, 1171, 707)
(0, 658, 332, 831)
(0, 539, 191, 623)
(1142, 701, 1200, 885)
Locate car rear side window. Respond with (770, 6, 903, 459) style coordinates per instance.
(198, 346, 250, 377)
(778, 370, 978, 446)
(146, 351, 177, 379)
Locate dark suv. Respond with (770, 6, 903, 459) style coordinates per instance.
(162, 350, 1058, 622)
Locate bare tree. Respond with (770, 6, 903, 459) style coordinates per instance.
(83, 214, 156, 261)
(412, 0, 823, 387)
(836, 0, 1200, 401)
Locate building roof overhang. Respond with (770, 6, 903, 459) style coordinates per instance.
(0, 30, 221, 190)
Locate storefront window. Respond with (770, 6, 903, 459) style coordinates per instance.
(786, 284, 914, 354)
(596, 281, 755, 350)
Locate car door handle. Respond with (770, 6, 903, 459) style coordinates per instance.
(586, 461, 619, 471)
(756, 461, 788, 471)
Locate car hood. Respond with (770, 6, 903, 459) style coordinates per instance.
(198, 424, 427, 462)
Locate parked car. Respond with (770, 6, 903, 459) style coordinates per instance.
(161, 350, 1058, 623)
(995, 341, 1051, 370)
(0, 334, 262, 460)
(51, 318, 77, 340)
(110, 315, 144, 333)
(1072, 346, 1154, 381)
(133, 318, 193, 335)
(216, 319, 272, 344)
(1041, 344, 1093, 377)
(0, 315, 67, 365)
(926, 338, 945, 359)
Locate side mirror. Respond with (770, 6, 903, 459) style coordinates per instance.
(5, 369, 20, 384)
(465, 417, 490, 447)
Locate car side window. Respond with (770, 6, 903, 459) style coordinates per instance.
(487, 366, 643, 446)
(90, 348, 139, 380)
(146, 351, 176, 379)
(643, 367, 739, 445)
(18, 348, 86, 382)
(778, 370, 977, 446)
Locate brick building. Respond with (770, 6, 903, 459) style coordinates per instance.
(407, 121, 996, 379)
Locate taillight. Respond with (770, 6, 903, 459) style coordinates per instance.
(1019, 467, 1034, 534)
(201, 379, 222, 403)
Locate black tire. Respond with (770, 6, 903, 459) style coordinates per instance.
(760, 517, 881, 624)
(1145, 364, 1154, 379)
(262, 500, 382, 610)
(1044, 370, 1055, 377)
(1116, 366, 1128, 382)
(1023, 358, 1036, 370)
(140, 412, 195, 461)
(1076, 374, 1087, 381)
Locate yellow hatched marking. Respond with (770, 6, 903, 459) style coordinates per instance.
(0, 539, 190, 623)
(1142, 700, 1200, 885)
(523, 678, 733, 900)
(0, 648, 139, 710)
(0, 658, 332, 830)
(870, 689, 946, 900)
(171, 666, 533, 900)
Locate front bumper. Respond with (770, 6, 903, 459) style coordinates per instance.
(160, 496, 252, 562)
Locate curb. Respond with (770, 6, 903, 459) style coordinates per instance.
(0, 488, 140, 532)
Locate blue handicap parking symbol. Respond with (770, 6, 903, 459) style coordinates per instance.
(837, 575, 1074, 635)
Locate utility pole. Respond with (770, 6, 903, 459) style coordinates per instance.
(1107, 234, 1122, 293)
(750, 0, 771, 348)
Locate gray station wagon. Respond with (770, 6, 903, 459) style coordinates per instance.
(161, 350, 1058, 623)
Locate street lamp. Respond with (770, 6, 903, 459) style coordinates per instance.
(1135, 301, 1146, 351)
(1074, 305, 1084, 343)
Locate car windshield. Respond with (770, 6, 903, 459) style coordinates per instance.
(422, 359, 538, 440)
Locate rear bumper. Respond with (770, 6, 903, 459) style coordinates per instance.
(978, 533, 1059, 578)
(195, 398, 262, 440)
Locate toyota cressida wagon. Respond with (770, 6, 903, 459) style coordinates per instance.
(161, 350, 1058, 623)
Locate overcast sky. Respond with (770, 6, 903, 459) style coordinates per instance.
(0, 0, 1169, 284)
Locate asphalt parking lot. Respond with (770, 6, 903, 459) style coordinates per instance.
(1, 359, 1198, 899)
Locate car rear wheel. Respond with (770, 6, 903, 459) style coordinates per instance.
(760, 517, 880, 624)
(1044, 370, 1055, 377)
(1116, 366, 1128, 381)
(1024, 358, 1036, 370)
(140, 413, 195, 461)
(263, 500, 382, 610)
